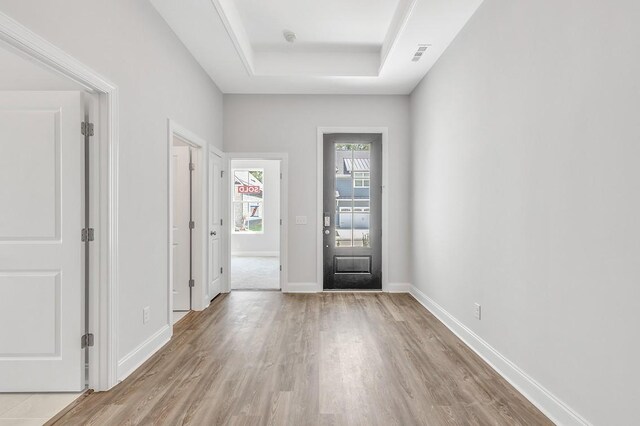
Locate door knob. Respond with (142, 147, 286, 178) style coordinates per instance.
(324, 229, 330, 235)
(210, 231, 217, 236)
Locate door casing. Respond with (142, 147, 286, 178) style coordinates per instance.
(316, 127, 389, 292)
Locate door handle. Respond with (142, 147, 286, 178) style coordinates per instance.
(210, 231, 217, 236)
(324, 229, 330, 235)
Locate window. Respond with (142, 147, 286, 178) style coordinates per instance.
(353, 171, 370, 188)
(232, 169, 264, 233)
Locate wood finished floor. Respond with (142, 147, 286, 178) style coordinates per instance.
(51, 292, 552, 425)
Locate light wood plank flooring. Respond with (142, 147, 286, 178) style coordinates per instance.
(51, 292, 551, 425)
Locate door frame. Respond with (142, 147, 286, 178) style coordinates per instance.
(0, 12, 120, 390)
(225, 153, 289, 292)
(316, 127, 389, 292)
(167, 120, 219, 316)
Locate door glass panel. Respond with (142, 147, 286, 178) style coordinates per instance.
(335, 143, 370, 248)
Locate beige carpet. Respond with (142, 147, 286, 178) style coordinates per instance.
(231, 256, 280, 289)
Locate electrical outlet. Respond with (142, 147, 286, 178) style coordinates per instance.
(474, 303, 481, 320)
(143, 306, 150, 324)
(295, 216, 307, 225)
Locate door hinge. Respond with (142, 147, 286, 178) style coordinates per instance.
(280, 219, 282, 225)
(189, 221, 195, 229)
(280, 265, 282, 271)
(220, 267, 223, 274)
(81, 333, 94, 348)
(188, 279, 195, 288)
(189, 162, 195, 171)
(220, 218, 223, 226)
(221, 170, 224, 178)
(280, 172, 282, 179)
(81, 228, 94, 242)
(81, 121, 94, 136)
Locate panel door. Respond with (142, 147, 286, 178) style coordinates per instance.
(208, 151, 223, 299)
(0, 91, 84, 391)
(172, 145, 191, 311)
(323, 134, 382, 290)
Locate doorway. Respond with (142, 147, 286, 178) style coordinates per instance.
(171, 137, 197, 319)
(168, 121, 220, 322)
(322, 133, 382, 290)
(229, 159, 281, 290)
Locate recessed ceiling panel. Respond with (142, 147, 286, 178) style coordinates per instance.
(151, 0, 485, 93)
(234, 0, 400, 50)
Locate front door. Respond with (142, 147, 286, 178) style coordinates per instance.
(0, 91, 85, 391)
(323, 134, 382, 290)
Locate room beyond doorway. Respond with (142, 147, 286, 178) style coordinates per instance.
(230, 159, 281, 290)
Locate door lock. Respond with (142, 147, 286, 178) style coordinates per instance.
(210, 231, 217, 236)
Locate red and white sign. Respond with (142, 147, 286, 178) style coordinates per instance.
(238, 185, 261, 194)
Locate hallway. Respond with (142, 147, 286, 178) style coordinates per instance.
(51, 292, 549, 425)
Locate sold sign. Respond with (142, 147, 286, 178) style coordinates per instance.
(238, 185, 261, 194)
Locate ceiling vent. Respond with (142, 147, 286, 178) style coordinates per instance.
(412, 44, 431, 62)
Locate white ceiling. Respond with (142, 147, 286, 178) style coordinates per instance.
(151, 0, 484, 94)
(236, 0, 400, 49)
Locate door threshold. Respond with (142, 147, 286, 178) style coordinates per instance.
(322, 289, 383, 293)
(44, 389, 92, 426)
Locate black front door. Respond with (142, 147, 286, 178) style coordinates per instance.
(323, 133, 382, 290)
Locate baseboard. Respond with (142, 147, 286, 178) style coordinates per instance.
(283, 282, 411, 293)
(231, 251, 279, 257)
(409, 285, 590, 426)
(117, 324, 172, 382)
(386, 282, 411, 293)
(284, 282, 319, 293)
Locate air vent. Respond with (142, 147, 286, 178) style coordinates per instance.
(412, 44, 431, 62)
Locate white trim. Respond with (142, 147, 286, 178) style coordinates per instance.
(379, 0, 418, 74)
(409, 285, 591, 426)
(386, 282, 411, 293)
(0, 11, 120, 391)
(231, 251, 279, 257)
(226, 153, 288, 292)
(167, 119, 208, 318)
(285, 282, 318, 293)
(316, 127, 389, 293)
(209, 0, 255, 76)
(116, 325, 171, 383)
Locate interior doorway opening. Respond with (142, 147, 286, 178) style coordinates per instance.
(170, 135, 202, 323)
(230, 159, 281, 290)
(0, 28, 113, 420)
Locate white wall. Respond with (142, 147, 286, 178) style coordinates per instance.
(0, 0, 224, 373)
(410, 0, 640, 424)
(231, 159, 280, 256)
(0, 43, 84, 90)
(224, 95, 411, 288)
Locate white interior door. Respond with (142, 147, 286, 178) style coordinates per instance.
(208, 152, 223, 299)
(0, 91, 84, 391)
(172, 145, 191, 311)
